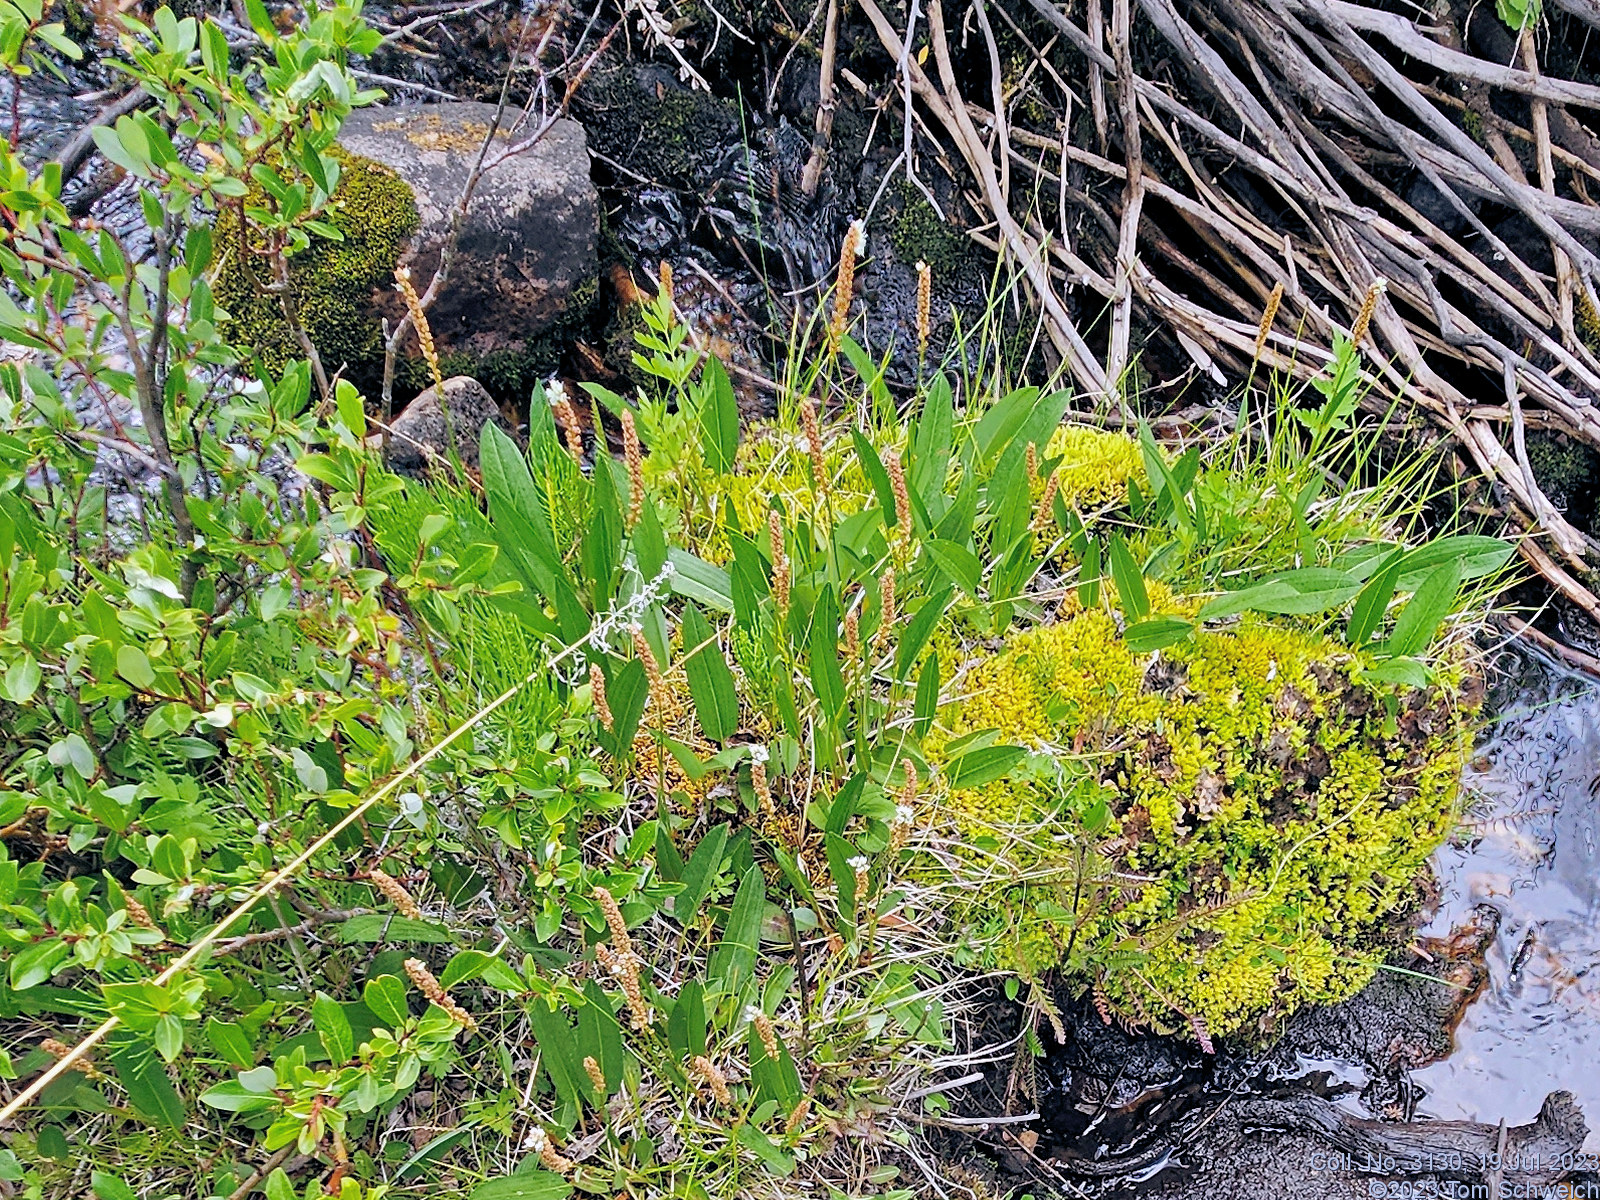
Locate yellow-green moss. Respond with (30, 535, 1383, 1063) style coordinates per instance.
(933, 608, 1477, 1039)
(1044, 425, 1145, 510)
(213, 149, 419, 383)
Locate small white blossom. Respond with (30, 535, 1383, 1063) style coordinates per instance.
(546, 379, 567, 408)
(894, 804, 915, 825)
(748, 744, 769, 765)
(743, 1004, 764, 1023)
(522, 1128, 549, 1153)
(846, 855, 869, 872)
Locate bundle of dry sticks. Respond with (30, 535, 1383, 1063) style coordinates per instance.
(840, 0, 1600, 619)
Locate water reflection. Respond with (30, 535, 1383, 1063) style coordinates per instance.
(1414, 650, 1600, 1151)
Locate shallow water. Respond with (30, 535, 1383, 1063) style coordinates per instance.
(1412, 650, 1600, 1150)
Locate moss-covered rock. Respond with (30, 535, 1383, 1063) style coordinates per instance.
(1523, 429, 1600, 532)
(213, 149, 419, 385)
(575, 65, 742, 190)
(888, 184, 979, 281)
(934, 609, 1479, 1040)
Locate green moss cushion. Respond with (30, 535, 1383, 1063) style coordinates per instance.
(938, 609, 1478, 1039)
(213, 150, 419, 384)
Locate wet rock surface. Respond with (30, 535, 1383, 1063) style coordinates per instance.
(338, 103, 600, 399)
(384, 375, 517, 474)
(573, 63, 997, 391)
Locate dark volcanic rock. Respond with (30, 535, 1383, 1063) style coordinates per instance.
(384, 375, 516, 475)
(338, 103, 599, 400)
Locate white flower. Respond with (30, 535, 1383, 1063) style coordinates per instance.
(894, 804, 915, 825)
(846, 855, 869, 872)
(743, 1004, 764, 1023)
(522, 1128, 549, 1153)
(1266, 659, 1278, 682)
(546, 379, 567, 408)
(748, 744, 769, 765)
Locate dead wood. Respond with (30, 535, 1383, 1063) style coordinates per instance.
(883, 0, 1600, 618)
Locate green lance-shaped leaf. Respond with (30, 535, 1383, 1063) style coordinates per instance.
(680, 604, 739, 741)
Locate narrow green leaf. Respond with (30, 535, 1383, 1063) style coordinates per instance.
(1123, 616, 1194, 653)
(913, 651, 940, 738)
(579, 980, 624, 1100)
(1395, 535, 1512, 591)
(673, 824, 729, 926)
(680, 604, 739, 742)
(597, 656, 647, 758)
(925, 538, 981, 599)
(1346, 548, 1404, 647)
(895, 587, 953, 680)
(1107, 535, 1149, 621)
(109, 1039, 185, 1129)
(807, 585, 845, 715)
(581, 463, 623, 606)
(469, 1172, 572, 1200)
(699, 356, 739, 473)
(1387, 558, 1464, 659)
(945, 744, 1027, 790)
(910, 373, 954, 505)
(305, 993, 351, 1066)
(338, 915, 454, 944)
(824, 832, 862, 929)
(707, 867, 765, 1001)
(666, 977, 708, 1059)
(527, 1003, 585, 1113)
(203, 1019, 253, 1069)
(851, 429, 897, 526)
(1078, 537, 1102, 608)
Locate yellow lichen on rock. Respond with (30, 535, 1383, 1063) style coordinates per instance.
(933, 607, 1478, 1038)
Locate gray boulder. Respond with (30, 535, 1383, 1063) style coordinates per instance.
(384, 376, 517, 475)
(338, 104, 599, 399)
